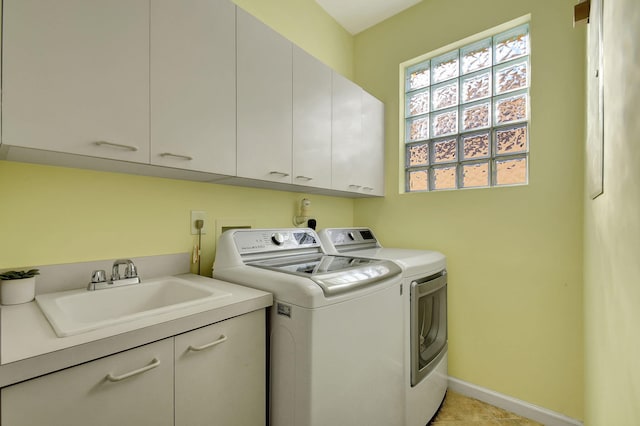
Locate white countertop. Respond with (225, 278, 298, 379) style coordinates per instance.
(0, 274, 272, 387)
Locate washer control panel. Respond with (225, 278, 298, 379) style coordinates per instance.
(233, 229, 321, 254)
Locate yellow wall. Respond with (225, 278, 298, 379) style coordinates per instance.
(0, 0, 355, 274)
(584, 0, 640, 424)
(353, 0, 585, 419)
(0, 161, 354, 273)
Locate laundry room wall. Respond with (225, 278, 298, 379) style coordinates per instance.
(0, 162, 354, 273)
(0, 0, 355, 274)
(352, 0, 585, 420)
(583, 0, 640, 424)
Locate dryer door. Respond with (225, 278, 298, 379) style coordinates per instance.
(410, 272, 448, 386)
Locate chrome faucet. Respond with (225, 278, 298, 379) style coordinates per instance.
(88, 259, 140, 290)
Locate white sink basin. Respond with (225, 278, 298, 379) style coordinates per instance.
(36, 277, 232, 337)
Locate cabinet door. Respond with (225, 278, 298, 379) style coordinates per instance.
(175, 310, 266, 426)
(150, 0, 236, 175)
(236, 8, 293, 183)
(1, 339, 173, 426)
(360, 90, 385, 196)
(2, 0, 150, 163)
(331, 72, 363, 193)
(292, 46, 332, 189)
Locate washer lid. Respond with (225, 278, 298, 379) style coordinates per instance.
(346, 247, 446, 276)
(248, 254, 402, 296)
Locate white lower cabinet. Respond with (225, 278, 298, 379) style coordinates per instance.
(0, 310, 265, 426)
(1, 339, 174, 426)
(175, 310, 265, 426)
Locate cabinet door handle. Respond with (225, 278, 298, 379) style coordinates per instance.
(105, 357, 160, 382)
(348, 184, 362, 189)
(295, 175, 313, 181)
(363, 187, 374, 191)
(159, 152, 193, 161)
(269, 171, 290, 178)
(188, 334, 228, 352)
(94, 141, 138, 152)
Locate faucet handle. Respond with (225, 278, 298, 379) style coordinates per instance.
(91, 270, 107, 283)
(125, 263, 138, 278)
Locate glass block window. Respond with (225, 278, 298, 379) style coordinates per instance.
(404, 23, 530, 192)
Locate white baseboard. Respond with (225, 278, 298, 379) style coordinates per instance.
(448, 377, 583, 426)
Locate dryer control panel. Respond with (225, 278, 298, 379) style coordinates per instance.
(319, 228, 381, 253)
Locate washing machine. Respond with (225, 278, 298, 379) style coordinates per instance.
(318, 227, 448, 426)
(213, 228, 405, 426)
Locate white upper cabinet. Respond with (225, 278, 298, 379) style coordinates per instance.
(2, 1, 385, 197)
(2, 0, 150, 163)
(331, 72, 363, 193)
(331, 73, 385, 195)
(360, 90, 385, 196)
(150, 0, 236, 175)
(292, 47, 332, 189)
(236, 8, 293, 183)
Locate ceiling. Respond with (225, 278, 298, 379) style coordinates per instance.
(315, 0, 423, 35)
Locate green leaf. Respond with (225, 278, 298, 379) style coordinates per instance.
(0, 269, 40, 280)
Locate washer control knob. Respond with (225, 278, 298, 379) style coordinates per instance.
(271, 232, 285, 246)
(347, 232, 356, 241)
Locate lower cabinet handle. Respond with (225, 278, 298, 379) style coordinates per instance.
(106, 357, 160, 382)
(295, 175, 313, 181)
(159, 152, 193, 161)
(269, 171, 290, 178)
(94, 141, 138, 152)
(188, 334, 228, 352)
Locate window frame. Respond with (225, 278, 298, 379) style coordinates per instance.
(400, 16, 532, 194)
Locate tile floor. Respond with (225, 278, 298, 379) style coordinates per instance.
(428, 391, 543, 425)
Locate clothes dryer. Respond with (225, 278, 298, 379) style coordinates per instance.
(319, 227, 448, 426)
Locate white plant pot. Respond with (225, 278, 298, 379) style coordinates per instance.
(0, 277, 36, 305)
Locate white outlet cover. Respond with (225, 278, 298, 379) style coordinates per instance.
(191, 211, 207, 235)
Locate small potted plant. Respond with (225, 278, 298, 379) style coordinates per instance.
(0, 269, 40, 305)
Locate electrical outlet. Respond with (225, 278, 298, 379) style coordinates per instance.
(191, 211, 207, 235)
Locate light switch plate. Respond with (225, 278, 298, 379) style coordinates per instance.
(191, 211, 207, 235)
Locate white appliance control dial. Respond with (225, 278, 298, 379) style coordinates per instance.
(271, 232, 285, 245)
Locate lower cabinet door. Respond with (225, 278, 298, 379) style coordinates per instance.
(174, 309, 266, 426)
(1, 339, 174, 426)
